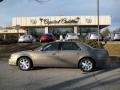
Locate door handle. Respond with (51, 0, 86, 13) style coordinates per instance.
(52, 53, 56, 55)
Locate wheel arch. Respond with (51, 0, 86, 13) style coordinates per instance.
(16, 56, 33, 67)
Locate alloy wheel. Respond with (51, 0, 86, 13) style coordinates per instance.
(18, 57, 32, 71)
(79, 58, 94, 72)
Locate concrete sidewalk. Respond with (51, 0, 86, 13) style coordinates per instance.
(0, 61, 120, 90)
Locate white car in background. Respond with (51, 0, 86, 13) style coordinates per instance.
(111, 33, 120, 41)
(87, 32, 102, 40)
(18, 35, 35, 43)
(65, 33, 79, 40)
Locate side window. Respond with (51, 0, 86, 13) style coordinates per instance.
(61, 42, 79, 50)
(43, 43, 59, 51)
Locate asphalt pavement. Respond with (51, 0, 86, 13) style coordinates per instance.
(0, 60, 120, 90)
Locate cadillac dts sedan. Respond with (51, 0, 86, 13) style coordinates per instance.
(9, 41, 109, 72)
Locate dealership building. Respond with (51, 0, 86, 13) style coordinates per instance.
(1, 16, 111, 39)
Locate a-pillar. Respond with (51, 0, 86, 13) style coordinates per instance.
(45, 27, 48, 34)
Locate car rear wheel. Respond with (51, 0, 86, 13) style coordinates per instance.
(18, 57, 32, 71)
(79, 58, 95, 72)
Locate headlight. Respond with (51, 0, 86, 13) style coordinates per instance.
(9, 53, 19, 65)
(10, 54, 18, 59)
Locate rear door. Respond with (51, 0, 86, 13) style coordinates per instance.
(57, 42, 81, 67)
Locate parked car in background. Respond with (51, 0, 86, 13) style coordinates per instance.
(18, 35, 35, 43)
(65, 33, 79, 40)
(86, 32, 102, 40)
(111, 33, 120, 41)
(0, 38, 3, 41)
(103, 33, 111, 41)
(39, 34, 55, 43)
(9, 41, 109, 72)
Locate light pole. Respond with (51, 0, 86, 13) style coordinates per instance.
(97, 0, 100, 46)
(0, 0, 4, 39)
(0, 0, 3, 2)
(15, 25, 21, 38)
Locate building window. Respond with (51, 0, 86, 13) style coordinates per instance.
(27, 27, 45, 41)
(48, 27, 74, 39)
(79, 27, 98, 38)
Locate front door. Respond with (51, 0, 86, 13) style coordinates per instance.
(34, 42, 61, 67)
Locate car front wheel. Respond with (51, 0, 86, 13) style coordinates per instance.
(79, 58, 95, 72)
(18, 57, 32, 71)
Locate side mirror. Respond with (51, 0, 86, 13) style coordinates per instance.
(37, 47, 43, 51)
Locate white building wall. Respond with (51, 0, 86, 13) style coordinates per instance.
(0, 29, 26, 34)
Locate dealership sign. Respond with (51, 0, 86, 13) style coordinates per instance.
(30, 17, 92, 25)
(12, 16, 111, 26)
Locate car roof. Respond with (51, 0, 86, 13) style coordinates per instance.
(89, 32, 98, 34)
(111, 32, 120, 34)
(67, 33, 76, 35)
(41, 34, 53, 35)
(42, 41, 93, 49)
(46, 41, 79, 45)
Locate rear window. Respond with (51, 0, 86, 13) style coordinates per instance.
(61, 42, 79, 50)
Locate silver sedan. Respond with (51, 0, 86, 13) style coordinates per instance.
(9, 41, 110, 72)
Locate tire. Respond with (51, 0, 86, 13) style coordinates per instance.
(18, 57, 32, 71)
(79, 58, 95, 72)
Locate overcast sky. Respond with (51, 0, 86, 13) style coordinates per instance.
(0, 0, 119, 30)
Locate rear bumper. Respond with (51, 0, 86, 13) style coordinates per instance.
(96, 57, 111, 67)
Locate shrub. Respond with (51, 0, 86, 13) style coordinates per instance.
(0, 39, 17, 45)
(71, 39, 104, 48)
(84, 40, 103, 48)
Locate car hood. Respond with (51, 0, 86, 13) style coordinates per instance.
(11, 50, 33, 55)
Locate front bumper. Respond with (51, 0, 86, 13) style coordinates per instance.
(9, 55, 18, 65)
